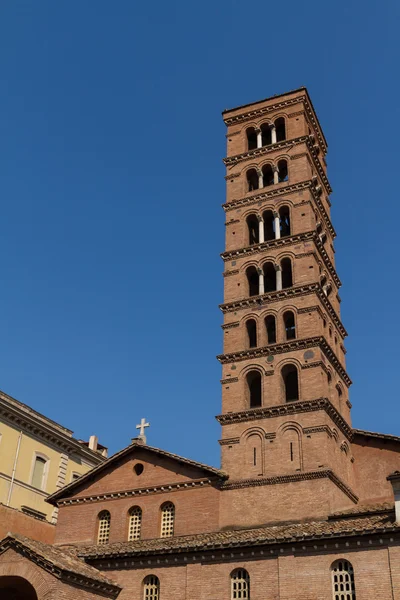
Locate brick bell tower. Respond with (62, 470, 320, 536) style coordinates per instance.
(217, 89, 357, 519)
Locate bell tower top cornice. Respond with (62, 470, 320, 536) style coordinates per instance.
(222, 87, 327, 154)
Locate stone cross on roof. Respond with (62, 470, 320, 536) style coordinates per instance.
(136, 418, 150, 444)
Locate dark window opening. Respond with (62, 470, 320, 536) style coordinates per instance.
(263, 262, 276, 292)
(246, 127, 257, 151)
(261, 124, 272, 146)
(279, 205, 291, 237)
(246, 214, 259, 245)
(262, 210, 275, 241)
(283, 311, 296, 340)
(282, 364, 299, 402)
(277, 159, 288, 183)
(247, 169, 259, 192)
(265, 315, 276, 344)
(246, 319, 257, 348)
(262, 164, 274, 187)
(281, 258, 293, 289)
(246, 266, 259, 297)
(275, 118, 286, 142)
(247, 371, 262, 408)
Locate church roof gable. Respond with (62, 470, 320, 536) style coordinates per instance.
(0, 533, 120, 596)
(47, 441, 227, 504)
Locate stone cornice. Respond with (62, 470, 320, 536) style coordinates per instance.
(220, 377, 238, 385)
(219, 283, 348, 338)
(221, 322, 239, 330)
(222, 469, 358, 503)
(223, 93, 327, 153)
(54, 478, 215, 508)
(0, 399, 105, 465)
(217, 335, 351, 386)
(215, 397, 353, 440)
(223, 179, 335, 239)
(221, 230, 341, 289)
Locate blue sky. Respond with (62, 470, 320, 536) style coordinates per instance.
(0, 1, 399, 465)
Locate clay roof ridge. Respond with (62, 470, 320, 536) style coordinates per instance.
(47, 441, 227, 505)
(353, 428, 400, 443)
(77, 512, 398, 559)
(0, 532, 121, 592)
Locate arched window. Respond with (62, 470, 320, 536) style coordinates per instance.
(283, 311, 296, 340)
(246, 319, 257, 348)
(97, 510, 111, 545)
(261, 123, 272, 146)
(143, 575, 160, 600)
(282, 364, 299, 402)
(246, 371, 262, 408)
(262, 164, 274, 187)
(263, 262, 276, 292)
(246, 127, 257, 151)
(275, 117, 286, 142)
(246, 169, 259, 192)
(231, 568, 250, 600)
(160, 502, 175, 538)
(265, 315, 276, 344)
(31, 456, 47, 490)
(281, 258, 293, 288)
(277, 159, 288, 182)
(279, 205, 291, 236)
(327, 371, 332, 385)
(246, 266, 259, 297)
(262, 209, 275, 241)
(128, 506, 142, 541)
(246, 214, 259, 245)
(331, 560, 356, 599)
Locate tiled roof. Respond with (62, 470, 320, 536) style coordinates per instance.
(0, 533, 120, 594)
(47, 441, 227, 504)
(77, 510, 398, 559)
(353, 429, 400, 443)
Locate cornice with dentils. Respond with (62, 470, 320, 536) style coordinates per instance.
(221, 230, 341, 289)
(222, 91, 328, 154)
(223, 179, 336, 239)
(217, 335, 351, 387)
(219, 282, 348, 338)
(224, 135, 332, 196)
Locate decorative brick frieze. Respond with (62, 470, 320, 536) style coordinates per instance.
(55, 478, 215, 508)
(219, 283, 348, 338)
(221, 321, 239, 330)
(223, 93, 327, 153)
(217, 336, 351, 386)
(222, 469, 358, 503)
(220, 377, 239, 385)
(221, 230, 341, 289)
(216, 397, 353, 440)
(223, 269, 239, 277)
(218, 437, 240, 446)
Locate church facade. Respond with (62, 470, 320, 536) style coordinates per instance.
(1, 87, 400, 599)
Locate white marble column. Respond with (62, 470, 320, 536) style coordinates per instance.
(273, 165, 279, 185)
(258, 170, 264, 189)
(256, 128, 262, 149)
(270, 123, 277, 144)
(258, 215, 265, 244)
(258, 268, 264, 295)
(273, 211, 281, 240)
(275, 266, 282, 291)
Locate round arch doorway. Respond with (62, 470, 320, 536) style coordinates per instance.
(0, 576, 38, 599)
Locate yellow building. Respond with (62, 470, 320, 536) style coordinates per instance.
(0, 388, 107, 523)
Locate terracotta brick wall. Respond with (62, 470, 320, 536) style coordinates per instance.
(0, 504, 55, 544)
